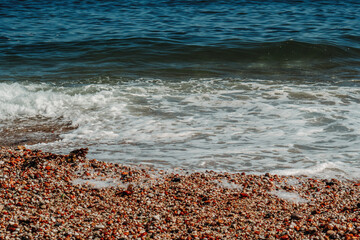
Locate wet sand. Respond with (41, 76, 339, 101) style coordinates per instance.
(0, 146, 359, 239)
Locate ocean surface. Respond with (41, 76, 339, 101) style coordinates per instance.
(1, 0, 359, 178)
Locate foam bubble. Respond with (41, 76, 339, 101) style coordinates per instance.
(270, 190, 309, 203)
(1, 79, 359, 178)
(214, 179, 243, 190)
(272, 161, 360, 179)
(72, 178, 118, 189)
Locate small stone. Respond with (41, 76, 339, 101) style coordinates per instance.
(311, 210, 318, 215)
(290, 214, 302, 220)
(264, 213, 272, 219)
(171, 177, 181, 182)
(240, 193, 249, 198)
(325, 181, 335, 186)
(54, 222, 62, 227)
(289, 222, 296, 229)
(126, 184, 133, 192)
(69, 148, 88, 158)
(6, 223, 18, 232)
(325, 224, 334, 230)
(94, 224, 105, 230)
(326, 230, 336, 236)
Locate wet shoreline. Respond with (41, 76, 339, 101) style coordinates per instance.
(0, 118, 75, 147)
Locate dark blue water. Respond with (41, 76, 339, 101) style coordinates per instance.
(1, 0, 360, 83)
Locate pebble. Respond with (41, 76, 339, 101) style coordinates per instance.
(290, 213, 302, 220)
(0, 146, 359, 239)
(94, 224, 105, 230)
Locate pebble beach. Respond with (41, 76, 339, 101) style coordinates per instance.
(2, 1, 360, 239)
(0, 146, 359, 239)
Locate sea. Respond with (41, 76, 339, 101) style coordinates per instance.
(1, 0, 359, 179)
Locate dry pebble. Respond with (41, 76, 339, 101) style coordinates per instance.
(0, 146, 359, 239)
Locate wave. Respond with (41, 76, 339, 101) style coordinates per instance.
(1, 39, 360, 82)
(3, 38, 360, 61)
(1, 78, 359, 176)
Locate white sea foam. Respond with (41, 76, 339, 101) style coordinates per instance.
(72, 178, 118, 189)
(214, 179, 243, 190)
(272, 161, 360, 179)
(1, 79, 359, 179)
(270, 190, 309, 203)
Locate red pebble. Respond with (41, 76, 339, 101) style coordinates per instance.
(240, 193, 249, 198)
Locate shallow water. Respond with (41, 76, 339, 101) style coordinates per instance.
(1, 78, 359, 178)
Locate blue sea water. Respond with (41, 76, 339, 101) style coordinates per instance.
(0, 0, 359, 178)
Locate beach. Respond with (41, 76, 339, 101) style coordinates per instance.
(0, 146, 359, 239)
(1, 1, 360, 239)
